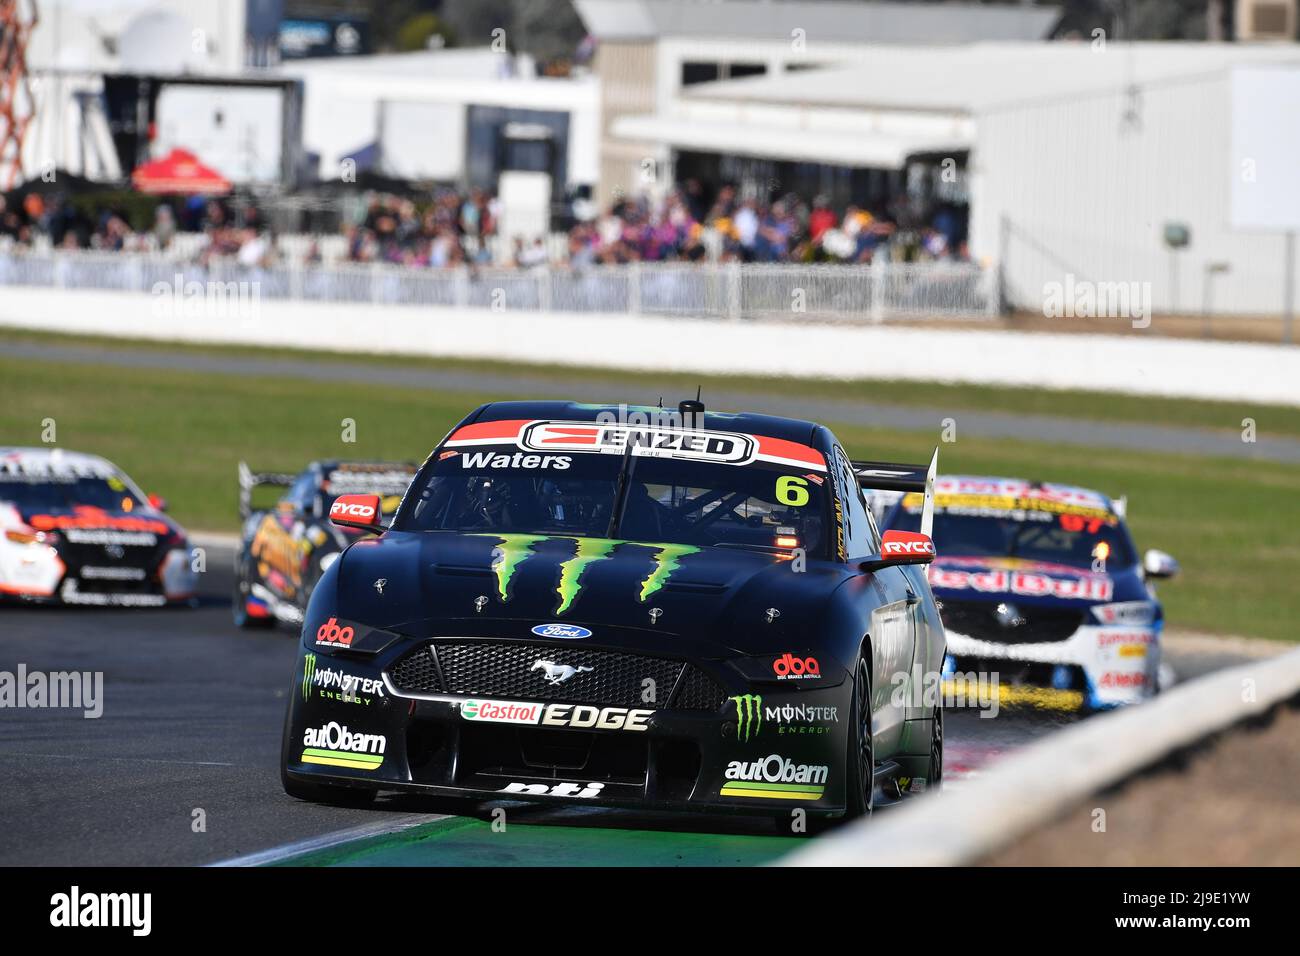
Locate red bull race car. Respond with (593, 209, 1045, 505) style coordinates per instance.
(881, 475, 1179, 710)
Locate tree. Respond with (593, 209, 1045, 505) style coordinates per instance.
(438, 0, 586, 64)
(395, 12, 456, 52)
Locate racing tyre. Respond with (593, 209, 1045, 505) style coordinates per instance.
(232, 556, 273, 630)
(281, 769, 377, 807)
(925, 705, 943, 792)
(844, 653, 875, 818)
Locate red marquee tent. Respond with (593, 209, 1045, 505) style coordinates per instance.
(131, 148, 231, 195)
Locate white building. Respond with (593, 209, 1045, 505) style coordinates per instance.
(276, 50, 599, 192)
(574, 0, 1061, 206)
(581, 7, 1300, 316)
(674, 43, 1300, 315)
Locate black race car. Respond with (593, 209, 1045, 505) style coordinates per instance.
(0, 447, 196, 607)
(280, 401, 945, 820)
(233, 459, 419, 629)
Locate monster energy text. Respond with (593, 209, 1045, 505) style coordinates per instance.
(729, 695, 838, 739)
(302, 653, 385, 705)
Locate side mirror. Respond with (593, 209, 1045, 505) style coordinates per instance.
(329, 494, 384, 533)
(860, 530, 936, 572)
(147, 493, 168, 512)
(1143, 548, 1179, 579)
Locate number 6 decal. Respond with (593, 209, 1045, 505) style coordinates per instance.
(776, 475, 810, 507)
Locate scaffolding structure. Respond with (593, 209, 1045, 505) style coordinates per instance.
(0, 0, 38, 189)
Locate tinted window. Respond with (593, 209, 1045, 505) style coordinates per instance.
(831, 445, 877, 558)
(885, 500, 1136, 569)
(400, 445, 831, 557)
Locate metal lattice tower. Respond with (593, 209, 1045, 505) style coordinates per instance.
(0, 0, 39, 189)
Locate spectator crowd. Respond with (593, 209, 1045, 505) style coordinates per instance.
(1, 179, 969, 270)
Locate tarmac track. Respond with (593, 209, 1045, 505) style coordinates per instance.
(0, 543, 1255, 867)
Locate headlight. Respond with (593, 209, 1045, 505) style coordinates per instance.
(5, 529, 57, 545)
(1092, 601, 1159, 627)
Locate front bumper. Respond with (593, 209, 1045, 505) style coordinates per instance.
(944, 622, 1161, 709)
(284, 636, 855, 816)
(0, 539, 196, 606)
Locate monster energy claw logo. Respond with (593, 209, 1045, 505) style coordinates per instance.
(472, 534, 701, 615)
(302, 653, 316, 701)
(730, 694, 762, 741)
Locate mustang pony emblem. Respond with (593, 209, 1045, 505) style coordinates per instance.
(531, 660, 593, 686)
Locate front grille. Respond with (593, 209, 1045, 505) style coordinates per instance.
(61, 542, 164, 593)
(389, 646, 442, 693)
(672, 665, 728, 712)
(389, 641, 688, 708)
(939, 599, 1085, 645)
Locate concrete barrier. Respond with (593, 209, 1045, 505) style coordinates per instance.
(783, 647, 1300, 866)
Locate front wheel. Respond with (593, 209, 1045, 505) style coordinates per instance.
(844, 655, 875, 818)
(282, 768, 377, 806)
(924, 705, 943, 792)
(232, 553, 274, 629)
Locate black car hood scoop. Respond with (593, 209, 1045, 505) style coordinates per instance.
(333, 531, 849, 654)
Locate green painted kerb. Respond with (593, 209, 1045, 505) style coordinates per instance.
(270, 816, 796, 867)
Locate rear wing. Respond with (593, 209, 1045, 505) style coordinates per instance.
(852, 448, 938, 537)
(238, 461, 298, 521)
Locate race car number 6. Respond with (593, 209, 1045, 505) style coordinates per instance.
(776, 475, 810, 506)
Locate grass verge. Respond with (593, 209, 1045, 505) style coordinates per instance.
(0, 351, 1295, 641)
(3, 326, 1298, 440)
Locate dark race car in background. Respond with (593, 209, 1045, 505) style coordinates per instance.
(881, 475, 1179, 710)
(0, 447, 196, 607)
(280, 400, 946, 821)
(233, 459, 419, 629)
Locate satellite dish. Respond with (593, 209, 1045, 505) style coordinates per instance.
(119, 11, 206, 74)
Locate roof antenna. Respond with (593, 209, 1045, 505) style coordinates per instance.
(678, 386, 705, 425)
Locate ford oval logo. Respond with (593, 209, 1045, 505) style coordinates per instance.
(531, 623, 592, 640)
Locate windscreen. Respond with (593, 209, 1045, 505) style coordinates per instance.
(885, 485, 1136, 569)
(398, 421, 832, 556)
(320, 463, 417, 517)
(0, 460, 146, 513)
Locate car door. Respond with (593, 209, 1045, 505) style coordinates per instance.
(251, 467, 317, 602)
(829, 444, 915, 752)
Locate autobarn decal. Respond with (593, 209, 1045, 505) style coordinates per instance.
(300, 722, 386, 771)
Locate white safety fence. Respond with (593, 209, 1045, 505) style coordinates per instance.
(0, 251, 996, 323)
